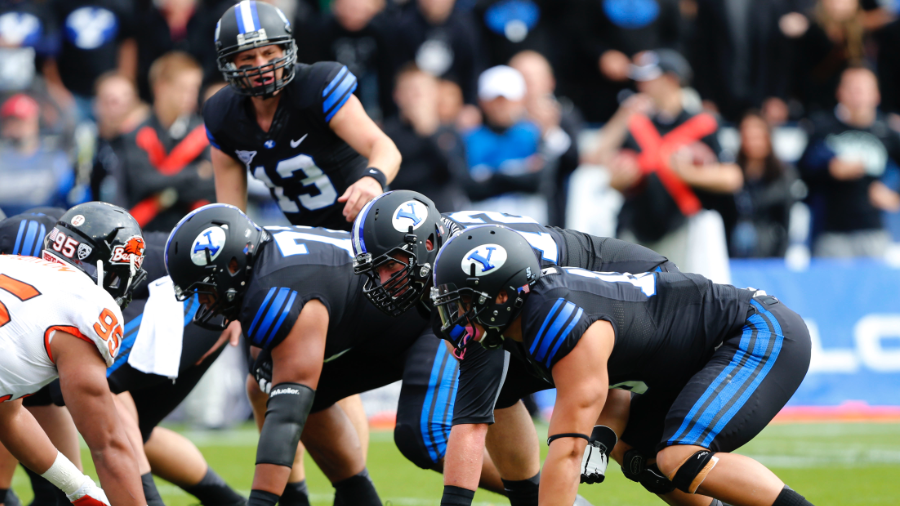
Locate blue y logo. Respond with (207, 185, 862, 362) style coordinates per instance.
(396, 203, 422, 226)
(193, 230, 221, 256)
(467, 247, 497, 272)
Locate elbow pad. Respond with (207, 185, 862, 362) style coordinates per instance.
(255, 383, 315, 467)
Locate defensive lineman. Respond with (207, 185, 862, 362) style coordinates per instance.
(0, 202, 148, 506)
(204, 1, 401, 228)
(432, 225, 815, 506)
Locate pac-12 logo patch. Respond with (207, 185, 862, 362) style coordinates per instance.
(191, 227, 227, 266)
(461, 244, 507, 277)
(76, 243, 93, 260)
(111, 236, 146, 268)
(392, 200, 428, 232)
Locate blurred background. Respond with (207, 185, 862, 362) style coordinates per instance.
(2, 0, 900, 503)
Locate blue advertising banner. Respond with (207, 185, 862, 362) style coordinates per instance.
(730, 259, 900, 407)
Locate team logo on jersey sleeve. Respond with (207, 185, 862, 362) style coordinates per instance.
(392, 200, 428, 232)
(190, 227, 226, 266)
(461, 244, 507, 276)
(111, 236, 146, 268)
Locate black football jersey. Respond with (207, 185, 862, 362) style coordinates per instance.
(204, 62, 369, 231)
(514, 267, 753, 393)
(440, 210, 676, 425)
(0, 207, 65, 256)
(240, 225, 427, 356)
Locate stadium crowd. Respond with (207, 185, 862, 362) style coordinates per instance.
(1, 0, 900, 262)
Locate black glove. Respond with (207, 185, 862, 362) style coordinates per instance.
(252, 349, 274, 394)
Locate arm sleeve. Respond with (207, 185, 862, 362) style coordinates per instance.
(451, 345, 509, 426)
(240, 284, 305, 351)
(311, 62, 358, 125)
(522, 295, 592, 370)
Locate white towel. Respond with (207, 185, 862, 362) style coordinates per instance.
(128, 276, 185, 379)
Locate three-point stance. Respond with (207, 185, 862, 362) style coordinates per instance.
(432, 225, 815, 506)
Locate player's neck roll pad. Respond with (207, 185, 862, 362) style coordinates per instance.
(256, 382, 315, 467)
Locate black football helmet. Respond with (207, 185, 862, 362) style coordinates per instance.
(41, 202, 148, 309)
(351, 190, 446, 317)
(431, 225, 541, 355)
(215, 0, 297, 97)
(165, 204, 267, 329)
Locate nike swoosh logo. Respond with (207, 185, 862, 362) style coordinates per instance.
(290, 134, 308, 148)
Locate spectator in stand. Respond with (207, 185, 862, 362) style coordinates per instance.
(462, 65, 554, 222)
(0, 94, 75, 216)
(588, 49, 742, 268)
(117, 52, 215, 232)
(90, 72, 148, 205)
(135, 0, 225, 102)
(566, 0, 681, 123)
(298, 0, 395, 120)
(727, 112, 800, 258)
(50, 0, 136, 123)
(509, 50, 580, 227)
(780, 0, 885, 115)
(394, 0, 483, 107)
(436, 78, 465, 127)
(382, 65, 469, 212)
(799, 66, 900, 258)
(690, 0, 792, 124)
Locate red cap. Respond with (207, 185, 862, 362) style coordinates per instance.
(1, 94, 39, 120)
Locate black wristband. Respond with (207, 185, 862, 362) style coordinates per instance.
(547, 433, 590, 446)
(441, 485, 475, 506)
(361, 167, 387, 189)
(248, 490, 280, 506)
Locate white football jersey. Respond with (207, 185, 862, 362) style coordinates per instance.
(0, 255, 123, 402)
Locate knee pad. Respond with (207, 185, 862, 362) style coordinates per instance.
(621, 449, 676, 495)
(671, 450, 719, 494)
(394, 422, 437, 470)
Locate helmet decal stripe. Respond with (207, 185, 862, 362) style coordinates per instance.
(249, 1, 261, 33)
(234, 2, 246, 33)
(353, 198, 377, 255)
(322, 66, 348, 97)
(248, 287, 277, 341)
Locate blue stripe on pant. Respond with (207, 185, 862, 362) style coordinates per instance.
(419, 343, 459, 463)
(668, 300, 785, 447)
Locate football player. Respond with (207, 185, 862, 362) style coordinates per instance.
(432, 225, 815, 506)
(0, 209, 246, 506)
(166, 204, 557, 506)
(204, 1, 401, 230)
(352, 191, 724, 506)
(0, 202, 148, 506)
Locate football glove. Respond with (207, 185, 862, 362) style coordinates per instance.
(252, 349, 274, 394)
(581, 425, 618, 484)
(66, 478, 110, 506)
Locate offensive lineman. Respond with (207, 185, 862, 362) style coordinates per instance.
(0, 202, 148, 506)
(432, 225, 815, 506)
(351, 191, 726, 506)
(204, 1, 401, 228)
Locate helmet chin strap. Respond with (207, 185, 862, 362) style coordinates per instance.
(96, 260, 104, 289)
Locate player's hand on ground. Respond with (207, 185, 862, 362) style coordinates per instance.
(66, 478, 110, 506)
(252, 348, 274, 394)
(196, 320, 242, 365)
(338, 177, 383, 223)
(581, 426, 617, 484)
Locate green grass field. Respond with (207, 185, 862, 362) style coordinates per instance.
(11, 422, 900, 506)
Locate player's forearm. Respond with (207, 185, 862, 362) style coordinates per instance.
(366, 136, 401, 183)
(443, 424, 488, 491)
(212, 150, 248, 211)
(538, 441, 582, 506)
(0, 403, 58, 474)
(89, 431, 147, 506)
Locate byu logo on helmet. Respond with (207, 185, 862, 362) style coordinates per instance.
(190, 227, 227, 266)
(392, 200, 428, 232)
(461, 244, 507, 277)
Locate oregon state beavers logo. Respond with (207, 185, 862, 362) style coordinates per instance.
(110, 236, 146, 268)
